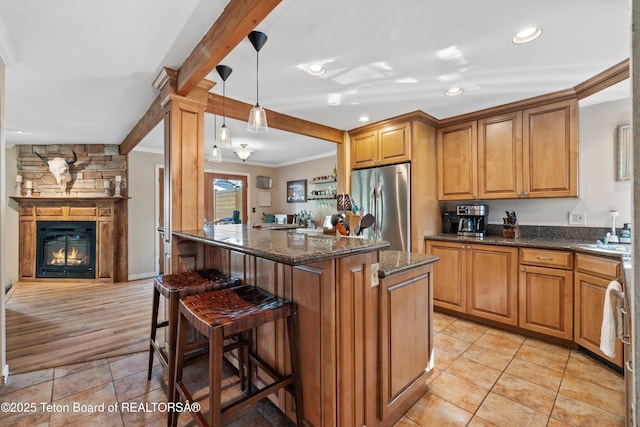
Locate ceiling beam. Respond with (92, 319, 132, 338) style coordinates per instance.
(119, 94, 163, 155)
(176, 0, 281, 96)
(206, 93, 344, 143)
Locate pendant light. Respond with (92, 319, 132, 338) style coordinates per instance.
(215, 64, 232, 146)
(247, 31, 268, 133)
(233, 144, 254, 162)
(208, 115, 222, 162)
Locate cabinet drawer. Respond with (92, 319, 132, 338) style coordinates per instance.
(575, 253, 621, 279)
(69, 207, 97, 217)
(520, 248, 573, 269)
(36, 206, 65, 217)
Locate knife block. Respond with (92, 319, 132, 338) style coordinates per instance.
(502, 223, 521, 239)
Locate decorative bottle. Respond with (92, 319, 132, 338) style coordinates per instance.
(620, 223, 631, 244)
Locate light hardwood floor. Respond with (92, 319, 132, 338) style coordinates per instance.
(5, 278, 156, 374)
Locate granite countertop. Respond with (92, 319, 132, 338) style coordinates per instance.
(173, 225, 389, 266)
(425, 233, 631, 262)
(378, 250, 439, 278)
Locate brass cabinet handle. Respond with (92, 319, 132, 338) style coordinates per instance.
(536, 256, 554, 261)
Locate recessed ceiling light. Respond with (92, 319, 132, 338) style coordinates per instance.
(445, 87, 464, 96)
(512, 27, 542, 44)
(304, 64, 326, 76)
(357, 115, 371, 123)
(7, 128, 24, 134)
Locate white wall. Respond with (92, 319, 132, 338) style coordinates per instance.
(271, 155, 338, 227)
(441, 97, 632, 228)
(127, 150, 162, 279)
(5, 146, 17, 285)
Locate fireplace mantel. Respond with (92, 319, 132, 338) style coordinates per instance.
(12, 196, 128, 282)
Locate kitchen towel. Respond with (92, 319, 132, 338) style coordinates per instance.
(600, 280, 623, 358)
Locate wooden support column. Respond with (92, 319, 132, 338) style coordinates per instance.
(154, 68, 214, 274)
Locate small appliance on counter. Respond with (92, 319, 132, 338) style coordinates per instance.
(442, 211, 459, 234)
(456, 204, 488, 237)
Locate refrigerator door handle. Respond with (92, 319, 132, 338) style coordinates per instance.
(374, 183, 382, 239)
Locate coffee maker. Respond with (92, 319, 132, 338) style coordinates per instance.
(456, 204, 489, 238)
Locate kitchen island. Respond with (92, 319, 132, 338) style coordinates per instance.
(172, 225, 438, 426)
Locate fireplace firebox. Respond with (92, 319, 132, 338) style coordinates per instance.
(36, 221, 96, 278)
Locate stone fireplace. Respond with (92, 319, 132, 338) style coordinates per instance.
(11, 144, 128, 282)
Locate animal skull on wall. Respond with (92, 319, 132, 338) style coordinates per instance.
(34, 150, 77, 190)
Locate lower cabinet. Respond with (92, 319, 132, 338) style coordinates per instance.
(574, 253, 623, 367)
(379, 264, 433, 424)
(426, 239, 626, 368)
(518, 249, 573, 340)
(426, 240, 518, 325)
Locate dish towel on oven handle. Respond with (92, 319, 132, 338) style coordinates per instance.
(600, 280, 623, 358)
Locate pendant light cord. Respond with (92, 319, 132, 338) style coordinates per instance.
(222, 80, 226, 125)
(255, 50, 260, 107)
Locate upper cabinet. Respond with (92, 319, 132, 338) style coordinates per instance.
(437, 99, 579, 200)
(350, 121, 411, 169)
(436, 121, 478, 200)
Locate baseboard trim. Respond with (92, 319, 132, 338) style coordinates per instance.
(128, 272, 156, 281)
(1, 364, 9, 388)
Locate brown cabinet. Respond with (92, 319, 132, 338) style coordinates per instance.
(425, 240, 466, 313)
(426, 241, 518, 325)
(522, 100, 579, 198)
(379, 264, 433, 422)
(477, 112, 522, 199)
(518, 248, 574, 339)
(350, 121, 411, 169)
(436, 121, 477, 200)
(574, 253, 623, 367)
(436, 99, 578, 200)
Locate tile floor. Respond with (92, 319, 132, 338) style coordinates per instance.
(0, 312, 625, 426)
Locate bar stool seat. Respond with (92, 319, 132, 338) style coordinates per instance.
(172, 285, 304, 427)
(147, 269, 241, 404)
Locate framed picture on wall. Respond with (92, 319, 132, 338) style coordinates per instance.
(616, 124, 631, 181)
(287, 179, 307, 203)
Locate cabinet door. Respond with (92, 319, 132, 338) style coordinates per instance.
(351, 130, 378, 169)
(478, 112, 523, 199)
(426, 241, 466, 313)
(379, 264, 433, 421)
(574, 271, 623, 367)
(519, 265, 573, 339)
(467, 245, 518, 325)
(19, 219, 36, 279)
(437, 121, 477, 200)
(523, 99, 578, 198)
(97, 220, 114, 279)
(379, 122, 411, 165)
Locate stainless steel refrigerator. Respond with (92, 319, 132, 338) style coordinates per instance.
(351, 162, 410, 252)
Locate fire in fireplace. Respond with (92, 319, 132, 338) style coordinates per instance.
(36, 221, 96, 278)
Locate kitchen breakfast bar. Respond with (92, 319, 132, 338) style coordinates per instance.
(171, 224, 438, 426)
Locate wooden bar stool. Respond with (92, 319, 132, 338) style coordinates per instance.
(172, 285, 304, 427)
(147, 269, 241, 405)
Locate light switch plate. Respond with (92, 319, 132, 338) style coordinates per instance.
(371, 263, 379, 288)
(569, 211, 587, 225)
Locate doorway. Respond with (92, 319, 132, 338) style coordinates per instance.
(204, 172, 248, 225)
(155, 169, 249, 274)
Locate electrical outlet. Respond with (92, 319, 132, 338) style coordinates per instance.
(569, 211, 587, 226)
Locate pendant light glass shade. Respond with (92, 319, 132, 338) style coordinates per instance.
(215, 64, 233, 146)
(208, 144, 222, 162)
(216, 124, 231, 146)
(247, 106, 268, 133)
(233, 144, 254, 162)
(247, 31, 268, 133)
